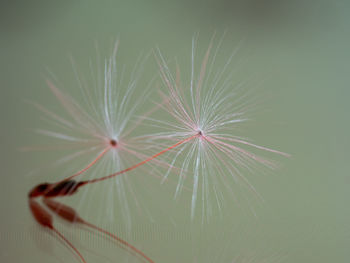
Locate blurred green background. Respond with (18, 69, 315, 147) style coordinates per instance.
(1, 0, 350, 262)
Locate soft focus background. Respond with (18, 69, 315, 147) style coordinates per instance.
(1, 0, 350, 262)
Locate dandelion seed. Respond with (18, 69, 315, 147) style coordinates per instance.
(26, 41, 166, 226)
(146, 36, 290, 220)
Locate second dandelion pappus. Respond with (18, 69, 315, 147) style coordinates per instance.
(146, 37, 290, 219)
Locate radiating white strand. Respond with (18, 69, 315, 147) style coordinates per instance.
(191, 142, 201, 219)
(161, 144, 187, 184)
(174, 141, 197, 199)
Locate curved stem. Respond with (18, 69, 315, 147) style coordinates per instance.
(83, 221, 154, 263)
(83, 134, 199, 185)
(57, 146, 111, 184)
(52, 227, 86, 263)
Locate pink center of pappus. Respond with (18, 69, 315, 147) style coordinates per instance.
(109, 139, 118, 147)
(196, 129, 206, 139)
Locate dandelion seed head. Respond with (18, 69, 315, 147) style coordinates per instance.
(150, 36, 289, 221)
(27, 41, 167, 228)
(109, 138, 118, 147)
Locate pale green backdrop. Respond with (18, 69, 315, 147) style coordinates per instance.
(1, 0, 350, 262)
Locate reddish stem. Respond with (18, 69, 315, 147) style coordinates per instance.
(52, 228, 87, 263)
(43, 198, 154, 263)
(84, 221, 154, 263)
(83, 133, 199, 185)
(58, 146, 111, 183)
